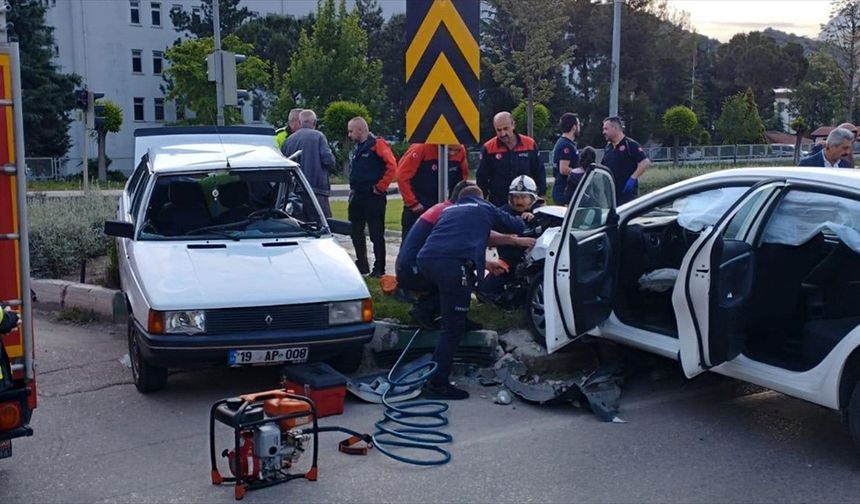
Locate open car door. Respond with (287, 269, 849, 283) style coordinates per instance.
(672, 180, 785, 378)
(544, 165, 618, 353)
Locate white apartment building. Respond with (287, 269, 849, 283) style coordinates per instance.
(43, 0, 403, 175)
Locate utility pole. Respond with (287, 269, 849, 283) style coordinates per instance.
(213, 0, 224, 126)
(609, 0, 622, 117)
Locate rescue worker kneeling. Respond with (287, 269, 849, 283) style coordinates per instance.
(417, 185, 527, 400)
(478, 175, 544, 305)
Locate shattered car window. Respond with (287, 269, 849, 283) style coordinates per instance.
(761, 190, 860, 253)
(672, 187, 748, 232)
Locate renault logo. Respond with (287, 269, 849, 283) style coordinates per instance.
(265, 315, 273, 325)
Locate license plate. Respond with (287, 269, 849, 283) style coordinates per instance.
(228, 347, 309, 366)
(0, 439, 10, 459)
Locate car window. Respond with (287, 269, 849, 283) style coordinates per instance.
(635, 186, 748, 231)
(761, 190, 860, 254)
(130, 170, 151, 221)
(570, 169, 614, 231)
(127, 158, 147, 198)
(722, 189, 770, 241)
(137, 169, 324, 241)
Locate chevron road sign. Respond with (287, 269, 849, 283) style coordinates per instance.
(405, 0, 480, 145)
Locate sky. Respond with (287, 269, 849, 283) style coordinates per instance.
(666, 0, 834, 42)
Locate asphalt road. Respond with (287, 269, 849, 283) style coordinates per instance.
(2, 312, 860, 503)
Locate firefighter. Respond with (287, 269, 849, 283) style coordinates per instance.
(551, 113, 580, 204)
(0, 308, 20, 392)
(477, 175, 544, 304)
(417, 185, 526, 400)
(476, 111, 545, 206)
(601, 116, 650, 204)
(396, 143, 469, 237)
(347, 116, 397, 277)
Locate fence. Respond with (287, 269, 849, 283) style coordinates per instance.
(25, 157, 137, 179)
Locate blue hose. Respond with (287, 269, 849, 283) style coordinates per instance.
(371, 328, 452, 466)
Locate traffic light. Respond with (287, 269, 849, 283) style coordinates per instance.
(85, 91, 105, 129)
(74, 88, 88, 110)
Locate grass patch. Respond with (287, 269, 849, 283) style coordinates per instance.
(56, 307, 97, 325)
(365, 277, 526, 332)
(331, 198, 404, 232)
(28, 180, 125, 191)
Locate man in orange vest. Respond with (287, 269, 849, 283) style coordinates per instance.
(396, 143, 469, 237)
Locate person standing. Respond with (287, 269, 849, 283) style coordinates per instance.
(347, 117, 397, 277)
(601, 116, 650, 204)
(275, 108, 303, 150)
(798, 127, 854, 168)
(396, 143, 469, 236)
(551, 113, 580, 204)
(281, 109, 336, 217)
(476, 111, 545, 206)
(417, 185, 526, 400)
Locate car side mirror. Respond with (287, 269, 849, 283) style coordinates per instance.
(104, 220, 134, 239)
(327, 218, 352, 235)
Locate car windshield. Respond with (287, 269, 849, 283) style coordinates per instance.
(138, 169, 325, 240)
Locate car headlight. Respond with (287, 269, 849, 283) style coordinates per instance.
(159, 310, 206, 335)
(329, 299, 372, 325)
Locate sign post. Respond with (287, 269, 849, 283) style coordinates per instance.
(406, 0, 479, 203)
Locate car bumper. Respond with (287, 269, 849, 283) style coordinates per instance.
(133, 320, 375, 367)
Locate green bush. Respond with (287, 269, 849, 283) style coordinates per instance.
(511, 101, 550, 140)
(104, 238, 120, 289)
(322, 101, 371, 173)
(389, 141, 410, 160)
(28, 192, 116, 278)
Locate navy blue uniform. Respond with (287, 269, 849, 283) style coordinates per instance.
(417, 196, 525, 386)
(602, 136, 647, 204)
(551, 136, 578, 204)
(477, 134, 545, 206)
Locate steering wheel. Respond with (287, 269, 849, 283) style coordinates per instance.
(248, 207, 292, 220)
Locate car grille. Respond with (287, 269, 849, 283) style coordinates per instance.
(205, 304, 329, 334)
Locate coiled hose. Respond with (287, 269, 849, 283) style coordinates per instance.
(371, 328, 452, 466)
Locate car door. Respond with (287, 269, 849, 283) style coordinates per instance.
(545, 165, 618, 353)
(673, 180, 785, 378)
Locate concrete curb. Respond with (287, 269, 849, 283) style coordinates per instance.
(31, 279, 126, 323)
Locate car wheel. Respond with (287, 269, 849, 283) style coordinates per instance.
(128, 318, 168, 393)
(526, 275, 547, 348)
(329, 348, 363, 374)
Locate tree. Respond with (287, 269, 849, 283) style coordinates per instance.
(278, 0, 384, 120)
(8, 0, 79, 157)
(823, 0, 860, 121)
(163, 35, 269, 125)
(322, 101, 371, 172)
(511, 102, 550, 142)
(235, 14, 315, 85)
(716, 89, 765, 148)
(790, 116, 808, 165)
(483, 0, 572, 138)
(169, 0, 253, 37)
(663, 105, 698, 166)
(93, 100, 123, 181)
(355, 0, 385, 58)
(790, 51, 846, 131)
(372, 13, 407, 136)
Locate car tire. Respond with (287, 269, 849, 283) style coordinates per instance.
(128, 319, 168, 393)
(526, 275, 547, 348)
(329, 348, 363, 375)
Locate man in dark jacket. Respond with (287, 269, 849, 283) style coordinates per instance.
(601, 116, 650, 204)
(281, 109, 336, 217)
(798, 127, 854, 168)
(417, 185, 526, 400)
(347, 117, 397, 277)
(476, 112, 545, 206)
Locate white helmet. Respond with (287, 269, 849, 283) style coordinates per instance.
(508, 175, 538, 197)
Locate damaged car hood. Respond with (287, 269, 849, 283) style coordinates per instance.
(131, 237, 369, 310)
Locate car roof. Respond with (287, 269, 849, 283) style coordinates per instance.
(695, 166, 860, 188)
(134, 126, 299, 174)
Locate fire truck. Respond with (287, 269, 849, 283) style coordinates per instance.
(0, 37, 36, 459)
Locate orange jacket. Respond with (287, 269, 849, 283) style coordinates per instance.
(397, 144, 469, 208)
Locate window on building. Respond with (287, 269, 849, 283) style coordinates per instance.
(192, 6, 201, 24)
(154, 98, 165, 122)
(151, 2, 162, 26)
(152, 51, 163, 75)
(134, 97, 145, 121)
(132, 50, 143, 73)
(130, 1, 140, 24)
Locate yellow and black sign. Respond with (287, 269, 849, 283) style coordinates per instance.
(405, 0, 479, 145)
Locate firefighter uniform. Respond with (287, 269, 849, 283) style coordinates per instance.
(417, 195, 525, 393)
(396, 144, 469, 237)
(476, 133, 545, 206)
(348, 134, 397, 276)
(602, 136, 648, 204)
(551, 136, 579, 204)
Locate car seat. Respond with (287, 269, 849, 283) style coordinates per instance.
(216, 181, 253, 224)
(158, 181, 211, 236)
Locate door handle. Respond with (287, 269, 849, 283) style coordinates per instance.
(695, 268, 709, 273)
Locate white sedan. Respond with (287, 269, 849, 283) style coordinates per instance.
(543, 166, 860, 449)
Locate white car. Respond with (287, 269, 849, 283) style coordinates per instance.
(104, 127, 373, 393)
(542, 165, 860, 448)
